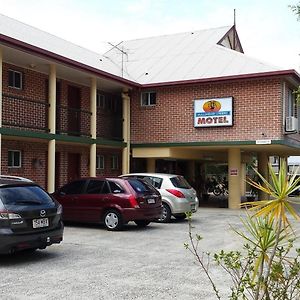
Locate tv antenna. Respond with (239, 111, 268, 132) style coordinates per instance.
(107, 42, 128, 77)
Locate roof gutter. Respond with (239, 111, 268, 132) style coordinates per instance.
(0, 33, 141, 88)
(141, 70, 300, 88)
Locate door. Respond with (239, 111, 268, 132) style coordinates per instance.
(67, 85, 81, 135)
(68, 153, 81, 182)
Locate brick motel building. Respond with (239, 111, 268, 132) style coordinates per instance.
(0, 14, 300, 209)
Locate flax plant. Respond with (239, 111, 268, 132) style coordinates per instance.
(243, 158, 300, 299)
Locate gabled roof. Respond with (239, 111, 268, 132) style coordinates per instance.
(102, 26, 282, 85)
(0, 13, 298, 87)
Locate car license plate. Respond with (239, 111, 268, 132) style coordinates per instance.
(32, 218, 49, 228)
(147, 198, 155, 204)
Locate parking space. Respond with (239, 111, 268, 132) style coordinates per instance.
(0, 208, 299, 300)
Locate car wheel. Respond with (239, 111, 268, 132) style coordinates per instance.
(103, 210, 123, 231)
(158, 203, 172, 223)
(174, 213, 186, 220)
(134, 220, 151, 227)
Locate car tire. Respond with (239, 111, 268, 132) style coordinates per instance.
(158, 203, 172, 223)
(103, 210, 123, 231)
(174, 213, 186, 220)
(134, 220, 151, 227)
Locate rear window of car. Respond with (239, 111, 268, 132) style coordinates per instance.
(127, 178, 157, 193)
(170, 176, 191, 189)
(0, 185, 54, 205)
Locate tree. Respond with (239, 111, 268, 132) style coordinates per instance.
(290, 2, 300, 20)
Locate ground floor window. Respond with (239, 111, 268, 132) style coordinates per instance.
(96, 155, 105, 169)
(8, 150, 21, 168)
(111, 155, 119, 170)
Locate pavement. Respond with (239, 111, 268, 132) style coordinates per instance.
(0, 208, 299, 300)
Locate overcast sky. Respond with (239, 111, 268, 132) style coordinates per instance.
(0, 0, 299, 72)
(1, 0, 300, 162)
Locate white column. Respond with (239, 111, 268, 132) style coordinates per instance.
(122, 89, 130, 174)
(47, 64, 56, 193)
(90, 77, 97, 177)
(147, 158, 156, 173)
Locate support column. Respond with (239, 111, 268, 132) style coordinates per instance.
(0, 48, 2, 174)
(228, 148, 241, 209)
(147, 158, 156, 173)
(89, 77, 97, 177)
(47, 64, 56, 193)
(257, 152, 269, 200)
(240, 163, 247, 196)
(122, 89, 130, 174)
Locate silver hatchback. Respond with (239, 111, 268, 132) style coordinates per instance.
(121, 173, 198, 222)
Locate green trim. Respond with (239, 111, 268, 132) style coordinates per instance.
(131, 139, 300, 149)
(0, 127, 125, 147)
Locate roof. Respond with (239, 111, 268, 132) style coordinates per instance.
(0, 13, 297, 87)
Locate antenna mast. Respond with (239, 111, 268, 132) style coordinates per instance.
(108, 42, 128, 77)
(233, 9, 236, 50)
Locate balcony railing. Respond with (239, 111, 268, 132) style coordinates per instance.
(2, 93, 49, 132)
(56, 105, 92, 137)
(97, 112, 123, 141)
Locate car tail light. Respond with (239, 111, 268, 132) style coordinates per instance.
(129, 195, 140, 208)
(0, 210, 22, 219)
(166, 189, 185, 198)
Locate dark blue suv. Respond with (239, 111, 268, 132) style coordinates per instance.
(0, 176, 63, 254)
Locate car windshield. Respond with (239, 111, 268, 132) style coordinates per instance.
(170, 176, 191, 189)
(127, 178, 157, 193)
(0, 185, 54, 205)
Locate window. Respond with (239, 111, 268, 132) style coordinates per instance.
(8, 150, 21, 168)
(59, 180, 86, 195)
(86, 180, 105, 194)
(287, 89, 297, 117)
(8, 70, 23, 89)
(96, 93, 105, 108)
(108, 181, 124, 194)
(111, 155, 119, 170)
(141, 92, 156, 106)
(96, 155, 105, 170)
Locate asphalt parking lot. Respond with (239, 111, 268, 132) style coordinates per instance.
(0, 208, 299, 300)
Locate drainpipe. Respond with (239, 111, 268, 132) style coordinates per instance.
(0, 48, 2, 174)
(90, 77, 97, 177)
(122, 89, 130, 174)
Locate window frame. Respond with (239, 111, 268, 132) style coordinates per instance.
(8, 69, 23, 89)
(111, 155, 119, 170)
(96, 93, 105, 109)
(141, 91, 156, 106)
(96, 155, 105, 170)
(8, 150, 22, 168)
(287, 88, 297, 117)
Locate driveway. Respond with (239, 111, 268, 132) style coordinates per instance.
(0, 208, 299, 300)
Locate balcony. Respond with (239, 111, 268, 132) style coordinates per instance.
(97, 111, 123, 141)
(2, 93, 49, 132)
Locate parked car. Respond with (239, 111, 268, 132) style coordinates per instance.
(121, 173, 198, 222)
(52, 177, 162, 231)
(0, 175, 63, 254)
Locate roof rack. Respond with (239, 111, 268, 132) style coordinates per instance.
(0, 175, 33, 182)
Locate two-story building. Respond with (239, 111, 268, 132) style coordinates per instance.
(0, 13, 299, 209)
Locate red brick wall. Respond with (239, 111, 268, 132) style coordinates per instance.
(2, 140, 48, 188)
(96, 148, 122, 177)
(130, 78, 284, 143)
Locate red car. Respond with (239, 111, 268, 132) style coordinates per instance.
(52, 177, 162, 231)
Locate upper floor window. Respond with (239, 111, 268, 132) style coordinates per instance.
(96, 93, 105, 109)
(8, 150, 21, 168)
(96, 155, 105, 170)
(141, 92, 156, 106)
(287, 88, 297, 117)
(8, 70, 23, 89)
